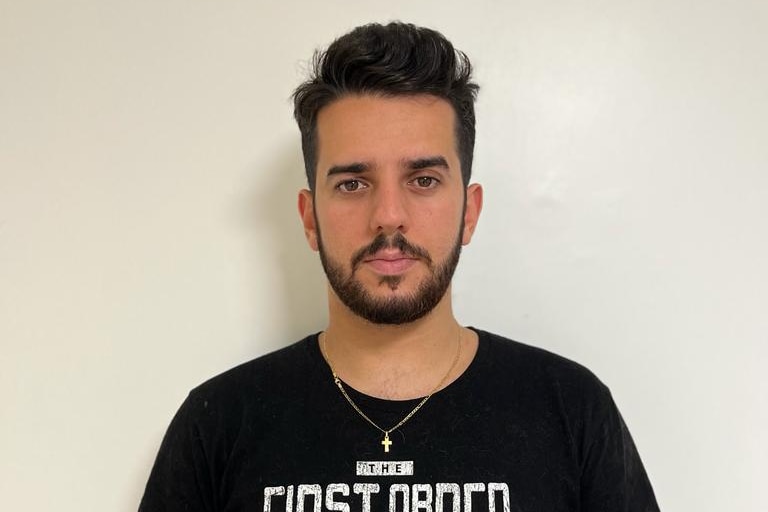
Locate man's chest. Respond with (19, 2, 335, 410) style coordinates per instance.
(215, 399, 580, 512)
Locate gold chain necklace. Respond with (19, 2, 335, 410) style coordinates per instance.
(321, 329, 462, 453)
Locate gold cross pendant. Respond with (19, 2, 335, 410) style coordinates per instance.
(381, 432, 393, 453)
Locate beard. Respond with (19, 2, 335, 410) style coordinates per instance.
(316, 223, 463, 325)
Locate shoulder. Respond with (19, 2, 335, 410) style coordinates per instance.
(476, 328, 605, 383)
(182, 334, 322, 415)
(471, 328, 614, 414)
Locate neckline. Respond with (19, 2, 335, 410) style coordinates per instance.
(309, 327, 486, 414)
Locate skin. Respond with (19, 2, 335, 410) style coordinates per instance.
(298, 94, 483, 399)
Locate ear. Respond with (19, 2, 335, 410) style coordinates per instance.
(461, 183, 483, 245)
(298, 189, 319, 251)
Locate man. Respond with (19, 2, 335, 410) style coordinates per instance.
(140, 22, 659, 512)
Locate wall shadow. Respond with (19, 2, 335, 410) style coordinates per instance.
(245, 142, 328, 349)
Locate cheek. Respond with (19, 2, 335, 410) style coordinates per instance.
(317, 209, 365, 254)
(414, 207, 464, 250)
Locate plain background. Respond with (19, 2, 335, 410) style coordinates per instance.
(1, 1, 766, 510)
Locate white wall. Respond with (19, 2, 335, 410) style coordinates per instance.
(1, 1, 765, 510)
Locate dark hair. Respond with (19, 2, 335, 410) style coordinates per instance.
(292, 22, 479, 190)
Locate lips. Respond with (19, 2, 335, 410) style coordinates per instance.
(363, 250, 419, 275)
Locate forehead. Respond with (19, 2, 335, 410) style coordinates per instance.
(315, 94, 458, 171)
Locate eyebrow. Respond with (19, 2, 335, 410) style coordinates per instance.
(406, 156, 450, 171)
(326, 162, 370, 178)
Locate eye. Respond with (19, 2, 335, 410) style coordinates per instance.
(412, 176, 439, 188)
(336, 179, 366, 192)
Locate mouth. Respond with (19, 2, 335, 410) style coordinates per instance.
(362, 250, 419, 275)
(349, 233, 432, 276)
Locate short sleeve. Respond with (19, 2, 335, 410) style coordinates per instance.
(139, 393, 216, 512)
(579, 394, 660, 512)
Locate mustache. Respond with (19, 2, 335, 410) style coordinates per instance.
(350, 232, 432, 270)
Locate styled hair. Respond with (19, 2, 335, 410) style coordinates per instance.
(292, 22, 479, 190)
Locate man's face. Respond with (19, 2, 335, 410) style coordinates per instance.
(298, 94, 482, 324)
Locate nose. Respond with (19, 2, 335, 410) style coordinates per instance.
(369, 180, 409, 235)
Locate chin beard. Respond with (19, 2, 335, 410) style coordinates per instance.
(317, 231, 463, 325)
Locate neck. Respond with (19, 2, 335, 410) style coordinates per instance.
(321, 286, 477, 399)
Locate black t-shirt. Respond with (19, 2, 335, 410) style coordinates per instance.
(140, 329, 659, 511)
